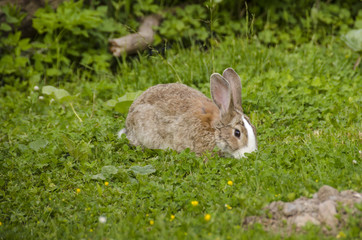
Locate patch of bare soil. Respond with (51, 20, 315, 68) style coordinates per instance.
(244, 185, 362, 235)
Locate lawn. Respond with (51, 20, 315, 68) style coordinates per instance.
(0, 36, 361, 239)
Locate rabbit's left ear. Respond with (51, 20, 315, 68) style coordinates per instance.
(210, 73, 232, 116)
(222, 68, 242, 112)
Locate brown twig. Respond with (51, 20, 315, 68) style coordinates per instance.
(109, 14, 162, 56)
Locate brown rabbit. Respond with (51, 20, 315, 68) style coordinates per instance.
(119, 68, 257, 158)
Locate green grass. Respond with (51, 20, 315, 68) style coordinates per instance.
(0, 37, 361, 239)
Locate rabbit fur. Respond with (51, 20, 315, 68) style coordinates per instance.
(119, 68, 257, 158)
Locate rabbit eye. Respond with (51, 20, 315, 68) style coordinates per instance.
(234, 129, 240, 138)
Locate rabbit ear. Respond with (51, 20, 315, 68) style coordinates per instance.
(222, 68, 243, 111)
(210, 73, 232, 116)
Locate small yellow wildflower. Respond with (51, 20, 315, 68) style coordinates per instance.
(0, 222, 2, 226)
(191, 201, 199, 207)
(150, 220, 154, 225)
(170, 215, 175, 221)
(76, 188, 81, 193)
(204, 214, 211, 222)
(315, 179, 319, 183)
(336, 231, 346, 238)
(225, 204, 232, 210)
(105, 182, 109, 186)
(90, 229, 93, 232)
(227, 180, 233, 186)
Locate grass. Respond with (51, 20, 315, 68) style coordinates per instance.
(0, 37, 361, 239)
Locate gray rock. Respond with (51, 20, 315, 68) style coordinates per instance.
(283, 203, 300, 216)
(318, 200, 338, 228)
(268, 201, 284, 210)
(353, 193, 362, 202)
(311, 212, 318, 218)
(329, 195, 338, 201)
(340, 190, 354, 197)
(340, 190, 362, 202)
(318, 185, 339, 202)
(293, 214, 320, 227)
(301, 198, 320, 213)
(244, 185, 362, 234)
(266, 201, 284, 219)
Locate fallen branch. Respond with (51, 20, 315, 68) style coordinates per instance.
(109, 14, 162, 56)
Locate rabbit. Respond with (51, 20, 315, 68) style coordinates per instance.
(119, 68, 257, 158)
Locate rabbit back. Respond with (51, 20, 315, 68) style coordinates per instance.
(125, 83, 220, 154)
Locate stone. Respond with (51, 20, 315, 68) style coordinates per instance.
(266, 201, 284, 219)
(300, 198, 319, 214)
(318, 200, 338, 228)
(283, 203, 300, 217)
(243, 185, 362, 235)
(340, 190, 362, 202)
(268, 201, 284, 211)
(318, 185, 339, 202)
(340, 190, 355, 197)
(353, 193, 362, 202)
(293, 214, 320, 227)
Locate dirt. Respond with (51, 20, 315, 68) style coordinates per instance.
(244, 185, 362, 235)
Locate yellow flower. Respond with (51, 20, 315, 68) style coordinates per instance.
(227, 181, 233, 186)
(105, 182, 109, 186)
(336, 231, 346, 238)
(0, 221, 2, 226)
(191, 201, 199, 207)
(150, 220, 154, 225)
(76, 188, 81, 193)
(170, 215, 175, 221)
(315, 179, 319, 183)
(204, 214, 211, 222)
(225, 204, 232, 210)
(90, 229, 93, 232)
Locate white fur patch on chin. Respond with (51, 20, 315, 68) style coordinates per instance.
(117, 128, 127, 138)
(232, 117, 257, 158)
